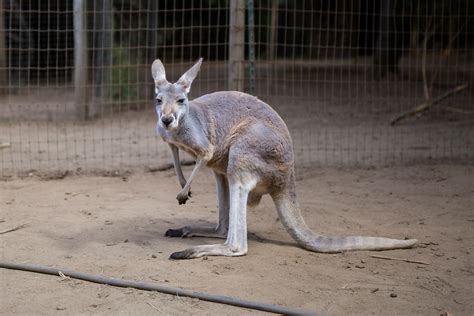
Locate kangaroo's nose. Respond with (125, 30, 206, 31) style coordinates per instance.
(161, 116, 174, 127)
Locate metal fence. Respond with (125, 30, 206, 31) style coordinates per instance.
(0, 0, 473, 177)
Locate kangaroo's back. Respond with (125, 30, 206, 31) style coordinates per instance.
(191, 91, 292, 152)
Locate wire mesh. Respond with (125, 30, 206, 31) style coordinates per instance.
(0, 0, 473, 177)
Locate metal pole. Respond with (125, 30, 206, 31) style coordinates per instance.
(0, 262, 319, 316)
(74, 0, 89, 119)
(92, 0, 112, 116)
(228, 0, 245, 91)
(94, 0, 112, 98)
(268, 0, 278, 61)
(0, 0, 6, 95)
(247, 0, 256, 95)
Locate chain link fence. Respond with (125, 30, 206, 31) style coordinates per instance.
(0, 0, 473, 177)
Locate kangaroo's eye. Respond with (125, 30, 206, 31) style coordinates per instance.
(156, 98, 162, 105)
(177, 98, 186, 104)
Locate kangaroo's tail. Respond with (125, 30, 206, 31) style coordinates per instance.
(271, 170, 417, 253)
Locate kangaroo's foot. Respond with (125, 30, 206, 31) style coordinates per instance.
(176, 188, 191, 205)
(164, 225, 227, 238)
(169, 243, 246, 260)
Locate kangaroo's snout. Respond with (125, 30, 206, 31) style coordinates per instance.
(161, 116, 175, 127)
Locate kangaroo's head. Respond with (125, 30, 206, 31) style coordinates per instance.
(151, 58, 203, 131)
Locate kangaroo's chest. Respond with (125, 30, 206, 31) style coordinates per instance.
(157, 124, 206, 159)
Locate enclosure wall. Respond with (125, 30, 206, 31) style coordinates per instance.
(0, 0, 473, 176)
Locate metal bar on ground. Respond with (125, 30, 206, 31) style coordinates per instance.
(0, 261, 320, 315)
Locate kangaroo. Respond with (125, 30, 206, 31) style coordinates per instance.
(151, 58, 417, 260)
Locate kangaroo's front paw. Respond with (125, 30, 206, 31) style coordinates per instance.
(176, 189, 191, 205)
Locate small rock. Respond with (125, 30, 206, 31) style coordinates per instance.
(123, 239, 129, 243)
(151, 254, 157, 258)
(355, 265, 365, 269)
(64, 255, 73, 259)
(360, 259, 366, 264)
(370, 288, 379, 293)
(56, 307, 66, 311)
(390, 293, 397, 298)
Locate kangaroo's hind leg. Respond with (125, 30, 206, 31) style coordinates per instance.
(169, 172, 255, 259)
(165, 172, 229, 238)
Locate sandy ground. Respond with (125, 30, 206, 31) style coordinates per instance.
(1, 163, 473, 315)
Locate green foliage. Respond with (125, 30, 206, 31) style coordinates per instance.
(110, 46, 140, 103)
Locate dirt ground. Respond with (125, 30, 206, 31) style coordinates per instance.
(1, 163, 473, 315)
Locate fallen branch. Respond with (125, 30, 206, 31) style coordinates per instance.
(0, 223, 29, 235)
(370, 254, 430, 265)
(391, 83, 468, 126)
(445, 106, 472, 114)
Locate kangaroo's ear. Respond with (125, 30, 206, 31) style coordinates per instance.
(151, 59, 168, 88)
(176, 58, 203, 94)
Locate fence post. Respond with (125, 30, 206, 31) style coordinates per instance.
(73, 0, 89, 119)
(0, 0, 6, 95)
(228, 0, 245, 91)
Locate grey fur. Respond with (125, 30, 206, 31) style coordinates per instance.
(152, 59, 418, 259)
